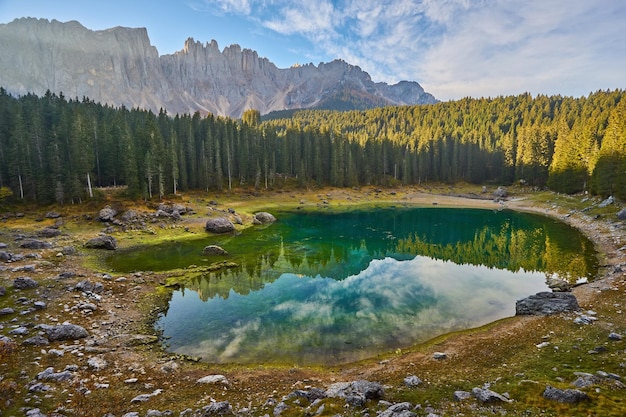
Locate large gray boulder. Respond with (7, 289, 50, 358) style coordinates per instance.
(20, 239, 52, 249)
(45, 323, 89, 341)
(85, 235, 117, 250)
(205, 217, 235, 234)
(253, 212, 276, 224)
(515, 292, 580, 316)
(98, 205, 118, 222)
(13, 276, 38, 290)
(542, 385, 589, 403)
(326, 380, 384, 407)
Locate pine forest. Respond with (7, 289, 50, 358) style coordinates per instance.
(0, 87, 625, 205)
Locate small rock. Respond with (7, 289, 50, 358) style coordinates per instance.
(85, 235, 117, 250)
(23, 335, 50, 346)
(0, 307, 15, 315)
(197, 374, 230, 385)
(20, 239, 52, 249)
(617, 208, 626, 220)
(33, 301, 47, 310)
(378, 402, 416, 417)
(45, 323, 89, 341)
(542, 385, 589, 403)
(453, 390, 471, 401)
(13, 276, 39, 289)
(471, 387, 511, 403)
(9, 326, 29, 336)
(37, 367, 74, 382)
(404, 375, 422, 388)
(598, 196, 614, 208)
(45, 211, 61, 219)
(609, 332, 623, 341)
(202, 401, 232, 416)
(433, 352, 447, 360)
(98, 205, 118, 222)
(0, 286, 6, 296)
(88, 356, 108, 371)
(130, 389, 162, 403)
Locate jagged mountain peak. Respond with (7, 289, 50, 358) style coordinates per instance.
(0, 18, 437, 117)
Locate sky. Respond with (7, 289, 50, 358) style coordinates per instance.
(0, 0, 624, 101)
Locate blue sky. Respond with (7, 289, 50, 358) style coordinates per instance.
(1, 0, 624, 101)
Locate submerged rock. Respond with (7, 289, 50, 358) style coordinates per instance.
(253, 212, 277, 224)
(515, 291, 580, 316)
(203, 245, 228, 256)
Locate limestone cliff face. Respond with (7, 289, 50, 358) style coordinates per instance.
(0, 18, 437, 117)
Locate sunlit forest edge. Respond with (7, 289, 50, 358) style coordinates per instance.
(1, 88, 625, 205)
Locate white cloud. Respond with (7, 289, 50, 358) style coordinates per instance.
(193, 0, 626, 99)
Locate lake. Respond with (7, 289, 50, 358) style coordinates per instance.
(106, 206, 598, 365)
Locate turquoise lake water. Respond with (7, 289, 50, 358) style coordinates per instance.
(106, 206, 598, 365)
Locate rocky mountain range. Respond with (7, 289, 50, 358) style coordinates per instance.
(0, 18, 437, 118)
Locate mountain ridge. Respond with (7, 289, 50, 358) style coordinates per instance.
(0, 17, 437, 118)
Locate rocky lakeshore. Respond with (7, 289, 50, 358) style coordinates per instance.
(1, 186, 625, 416)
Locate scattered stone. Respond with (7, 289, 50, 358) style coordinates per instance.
(85, 235, 117, 250)
(326, 380, 384, 407)
(404, 375, 423, 388)
(471, 387, 511, 403)
(598, 196, 614, 208)
(0, 307, 15, 315)
(253, 212, 277, 224)
(12, 264, 36, 273)
(29, 382, 52, 393)
(37, 366, 74, 382)
(515, 291, 580, 316)
(45, 323, 89, 341)
(121, 210, 138, 222)
(205, 217, 235, 234)
(542, 385, 589, 403)
(33, 301, 46, 310)
(61, 246, 77, 256)
(617, 208, 626, 220)
(0, 286, 5, 296)
(378, 402, 416, 417)
(9, 326, 29, 336)
(202, 401, 232, 416)
(0, 335, 15, 344)
(203, 245, 229, 256)
(130, 389, 163, 403)
(160, 360, 179, 373)
(38, 226, 61, 237)
(197, 374, 230, 385)
(98, 205, 118, 222)
(609, 332, 623, 341)
(23, 335, 50, 346)
(19, 239, 52, 249)
(493, 186, 508, 198)
(0, 251, 10, 262)
(433, 352, 447, 360)
(13, 276, 39, 290)
(574, 314, 597, 325)
(453, 390, 471, 401)
(87, 356, 108, 371)
(25, 408, 46, 417)
(546, 276, 571, 292)
(45, 211, 61, 219)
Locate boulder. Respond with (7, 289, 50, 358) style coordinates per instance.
(0, 307, 15, 315)
(0, 251, 10, 262)
(493, 186, 508, 198)
(254, 212, 277, 224)
(205, 217, 235, 234)
(98, 205, 118, 222)
(20, 239, 52, 249)
(542, 385, 589, 403)
(121, 210, 138, 222)
(23, 335, 50, 346)
(326, 380, 384, 407)
(13, 276, 38, 289)
(617, 208, 626, 220)
(203, 245, 228, 256)
(85, 235, 117, 250)
(471, 387, 511, 403)
(201, 401, 232, 416)
(598, 196, 614, 208)
(38, 227, 61, 237)
(37, 367, 74, 382)
(403, 375, 422, 388)
(196, 374, 230, 385)
(45, 323, 89, 341)
(515, 291, 580, 316)
(45, 211, 61, 219)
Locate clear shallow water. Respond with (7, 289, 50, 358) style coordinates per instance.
(106, 206, 598, 365)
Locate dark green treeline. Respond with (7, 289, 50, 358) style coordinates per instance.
(0, 88, 624, 204)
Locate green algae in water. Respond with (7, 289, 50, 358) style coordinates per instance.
(106, 207, 598, 365)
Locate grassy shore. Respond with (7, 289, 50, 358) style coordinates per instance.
(1, 184, 625, 416)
